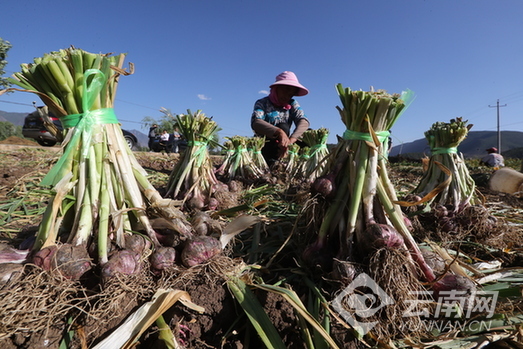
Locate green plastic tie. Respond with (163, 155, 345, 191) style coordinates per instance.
(310, 143, 327, 156)
(431, 147, 458, 155)
(343, 129, 390, 143)
(187, 140, 208, 167)
(41, 69, 118, 187)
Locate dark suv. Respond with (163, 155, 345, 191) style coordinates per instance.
(22, 109, 62, 146)
(22, 107, 138, 149)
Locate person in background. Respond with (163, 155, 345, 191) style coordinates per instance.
(148, 124, 158, 150)
(172, 127, 181, 153)
(160, 130, 170, 142)
(481, 147, 505, 169)
(251, 71, 310, 166)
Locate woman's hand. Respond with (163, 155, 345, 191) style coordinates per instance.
(273, 129, 292, 159)
(273, 128, 291, 147)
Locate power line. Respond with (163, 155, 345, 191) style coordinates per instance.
(0, 99, 34, 107)
(462, 91, 523, 122)
(0, 97, 161, 111)
(115, 98, 160, 111)
(118, 118, 144, 125)
(494, 90, 523, 104)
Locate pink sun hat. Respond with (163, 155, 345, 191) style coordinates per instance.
(269, 71, 309, 96)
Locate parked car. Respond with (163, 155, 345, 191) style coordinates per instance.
(22, 108, 138, 149)
(22, 109, 62, 147)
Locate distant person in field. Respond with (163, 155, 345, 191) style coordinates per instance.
(172, 127, 181, 153)
(250, 71, 310, 166)
(148, 124, 158, 150)
(481, 147, 505, 169)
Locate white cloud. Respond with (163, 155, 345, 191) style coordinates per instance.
(197, 94, 211, 100)
(258, 90, 269, 95)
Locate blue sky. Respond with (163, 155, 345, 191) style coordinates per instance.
(1, 0, 522, 148)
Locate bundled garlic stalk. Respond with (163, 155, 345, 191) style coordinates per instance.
(215, 140, 234, 177)
(165, 109, 221, 211)
(300, 127, 330, 182)
(285, 143, 301, 174)
(0, 47, 181, 271)
(294, 146, 311, 178)
(218, 136, 266, 181)
(306, 85, 438, 285)
(247, 136, 269, 174)
(409, 117, 480, 211)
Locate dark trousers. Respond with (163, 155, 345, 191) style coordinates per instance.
(261, 123, 293, 165)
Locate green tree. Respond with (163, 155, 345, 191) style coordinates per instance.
(0, 121, 23, 141)
(141, 113, 176, 134)
(0, 38, 12, 90)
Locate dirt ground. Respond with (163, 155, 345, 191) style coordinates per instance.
(1, 136, 523, 349)
(0, 138, 307, 349)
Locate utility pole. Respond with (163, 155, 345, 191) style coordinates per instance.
(488, 99, 507, 154)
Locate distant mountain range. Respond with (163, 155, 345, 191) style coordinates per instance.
(0, 110, 27, 126)
(127, 129, 148, 148)
(389, 130, 523, 159)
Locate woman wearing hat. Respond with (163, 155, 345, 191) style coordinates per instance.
(251, 71, 310, 166)
(481, 147, 505, 169)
